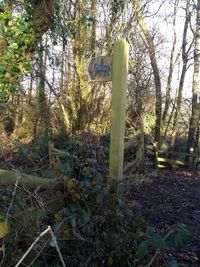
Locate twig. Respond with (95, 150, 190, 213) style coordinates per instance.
(48, 226, 67, 267)
(15, 227, 51, 267)
(6, 171, 21, 224)
(146, 229, 175, 267)
(27, 238, 50, 267)
(15, 226, 66, 267)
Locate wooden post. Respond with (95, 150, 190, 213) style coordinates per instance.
(109, 39, 129, 180)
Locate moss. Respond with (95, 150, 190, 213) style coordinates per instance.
(0, 169, 58, 190)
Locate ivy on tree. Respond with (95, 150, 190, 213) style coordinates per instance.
(0, 8, 33, 102)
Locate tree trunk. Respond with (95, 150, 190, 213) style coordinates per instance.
(71, 0, 88, 131)
(186, 0, 200, 165)
(170, 0, 191, 150)
(0, 169, 59, 189)
(59, 42, 70, 132)
(38, 38, 50, 137)
(133, 1, 162, 149)
(71, 0, 99, 132)
(162, 0, 179, 125)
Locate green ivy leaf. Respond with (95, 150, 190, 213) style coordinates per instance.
(136, 241, 148, 260)
(167, 259, 180, 267)
(145, 226, 155, 237)
(149, 234, 168, 252)
(82, 209, 90, 225)
(175, 228, 191, 249)
(73, 229, 85, 241)
(71, 217, 76, 229)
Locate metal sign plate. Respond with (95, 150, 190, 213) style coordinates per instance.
(88, 56, 112, 81)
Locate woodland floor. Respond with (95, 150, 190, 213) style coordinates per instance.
(0, 166, 200, 266)
(128, 170, 200, 266)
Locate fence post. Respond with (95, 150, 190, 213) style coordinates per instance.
(109, 39, 129, 180)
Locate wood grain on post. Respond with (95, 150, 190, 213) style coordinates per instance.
(109, 39, 129, 180)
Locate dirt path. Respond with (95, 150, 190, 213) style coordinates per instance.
(128, 170, 200, 266)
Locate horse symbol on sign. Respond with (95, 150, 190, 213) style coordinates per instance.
(88, 56, 112, 81)
(94, 59, 111, 78)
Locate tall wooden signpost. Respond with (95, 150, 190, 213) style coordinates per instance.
(88, 39, 129, 180)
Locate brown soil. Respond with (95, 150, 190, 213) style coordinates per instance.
(128, 170, 200, 266)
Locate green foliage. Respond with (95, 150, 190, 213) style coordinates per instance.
(47, 176, 191, 266)
(19, 137, 49, 160)
(174, 224, 191, 249)
(48, 177, 133, 266)
(16, 137, 50, 176)
(54, 133, 109, 179)
(134, 224, 191, 265)
(3, 134, 192, 266)
(142, 113, 156, 134)
(136, 241, 148, 259)
(0, 8, 33, 102)
(0, 212, 6, 222)
(167, 259, 180, 267)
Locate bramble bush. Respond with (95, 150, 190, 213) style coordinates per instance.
(2, 133, 191, 266)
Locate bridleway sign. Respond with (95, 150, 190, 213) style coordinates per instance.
(88, 39, 129, 181)
(88, 56, 112, 81)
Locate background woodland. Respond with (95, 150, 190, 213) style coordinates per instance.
(0, 1, 200, 266)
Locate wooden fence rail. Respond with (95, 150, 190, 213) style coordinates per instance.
(157, 150, 199, 169)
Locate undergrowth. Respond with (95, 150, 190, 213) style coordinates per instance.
(0, 133, 191, 266)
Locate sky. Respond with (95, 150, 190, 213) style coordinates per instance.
(23, 0, 199, 101)
(146, 0, 197, 99)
